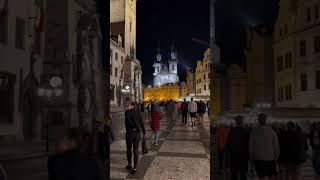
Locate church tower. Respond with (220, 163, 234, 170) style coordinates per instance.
(169, 42, 178, 74)
(153, 48, 162, 75)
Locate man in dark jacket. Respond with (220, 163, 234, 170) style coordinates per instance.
(125, 102, 146, 174)
(227, 116, 249, 180)
(181, 98, 189, 126)
(48, 128, 105, 180)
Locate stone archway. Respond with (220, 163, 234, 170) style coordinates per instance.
(22, 89, 36, 141)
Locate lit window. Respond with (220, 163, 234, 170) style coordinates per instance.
(301, 73, 308, 91)
(115, 52, 118, 60)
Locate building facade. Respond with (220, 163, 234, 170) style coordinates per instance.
(0, 0, 104, 142)
(153, 46, 179, 87)
(245, 26, 275, 108)
(226, 64, 248, 112)
(274, 0, 320, 108)
(110, 0, 142, 104)
(110, 36, 125, 107)
(186, 69, 196, 95)
(144, 83, 180, 101)
(195, 48, 210, 96)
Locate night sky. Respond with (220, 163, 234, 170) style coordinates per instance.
(136, 0, 279, 85)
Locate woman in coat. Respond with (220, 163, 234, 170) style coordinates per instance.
(149, 103, 161, 145)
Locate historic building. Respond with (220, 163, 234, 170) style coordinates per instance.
(110, 0, 143, 104)
(110, 35, 125, 107)
(245, 26, 275, 108)
(274, 0, 320, 108)
(196, 48, 210, 96)
(186, 69, 196, 95)
(180, 81, 188, 98)
(0, 0, 104, 142)
(144, 83, 180, 101)
(153, 45, 179, 87)
(226, 64, 248, 112)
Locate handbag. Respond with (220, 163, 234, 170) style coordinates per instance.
(142, 136, 149, 154)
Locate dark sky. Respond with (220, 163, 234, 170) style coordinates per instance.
(136, 0, 279, 85)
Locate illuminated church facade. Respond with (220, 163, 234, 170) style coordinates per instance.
(153, 44, 179, 87)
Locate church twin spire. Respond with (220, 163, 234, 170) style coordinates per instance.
(155, 40, 177, 63)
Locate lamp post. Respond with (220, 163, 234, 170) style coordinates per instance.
(37, 76, 64, 152)
(121, 85, 131, 109)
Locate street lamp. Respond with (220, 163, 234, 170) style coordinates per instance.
(37, 76, 64, 152)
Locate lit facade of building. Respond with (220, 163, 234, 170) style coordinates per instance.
(186, 69, 196, 95)
(153, 46, 179, 87)
(110, 36, 125, 107)
(144, 83, 180, 101)
(245, 26, 274, 108)
(110, 0, 143, 103)
(274, 0, 320, 108)
(195, 48, 210, 96)
(227, 64, 248, 112)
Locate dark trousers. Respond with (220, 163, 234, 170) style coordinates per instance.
(126, 131, 141, 169)
(182, 111, 188, 125)
(231, 165, 247, 180)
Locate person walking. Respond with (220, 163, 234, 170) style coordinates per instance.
(166, 99, 175, 123)
(181, 98, 189, 126)
(227, 116, 249, 180)
(149, 103, 161, 146)
(249, 113, 280, 180)
(125, 102, 146, 174)
(216, 124, 230, 173)
(197, 100, 206, 126)
(48, 128, 105, 180)
(310, 122, 320, 174)
(281, 122, 307, 180)
(207, 100, 210, 118)
(188, 98, 198, 127)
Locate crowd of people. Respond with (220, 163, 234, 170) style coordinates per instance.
(213, 113, 320, 180)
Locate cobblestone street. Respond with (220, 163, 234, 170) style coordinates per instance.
(110, 109, 210, 180)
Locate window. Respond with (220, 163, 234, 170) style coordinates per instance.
(300, 40, 306, 56)
(121, 56, 124, 64)
(278, 87, 284, 102)
(115, 52, 118, 60)
(285, 52, 292, 68)
(0, 8, 8, 44)
(315, 4, 319, 20)
(301, 73, 308, 91)
(110, 84, 115, 101)
(314, 36, 320, 53)
(204, 84, 206, 90)
(49, 112, 64, 126)
(130, 21, 132, 32)
(277, 56, 283, 72)
(110, 49, 113, 59)
(204, 74, 206, 80)
(172, 65, 175, 70)
(115, 67, 118, 78)
(15, 17, 25, 50)
(280, 28, 283, 37)
(285, 84, 292, 100)
(307, 8, 311, 22)
(316, 71, 320, 89)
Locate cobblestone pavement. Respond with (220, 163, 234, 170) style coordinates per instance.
(110, 110, 210, 180)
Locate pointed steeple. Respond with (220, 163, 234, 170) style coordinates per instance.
(155, 46, 162, 63)
(170, 39, 177, 60)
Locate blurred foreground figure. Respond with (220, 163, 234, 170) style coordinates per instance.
(48, 128, 105, 180)
(249, 113, 280, 180)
